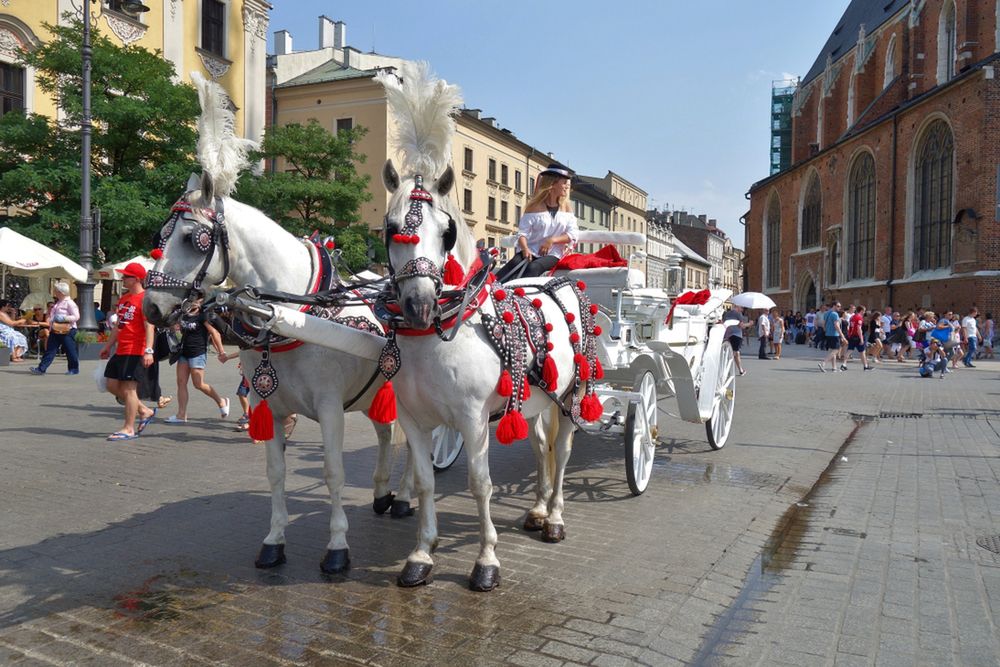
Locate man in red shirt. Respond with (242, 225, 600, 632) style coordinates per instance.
(846, 304, 872, 371)
(100, 262, 156, 440)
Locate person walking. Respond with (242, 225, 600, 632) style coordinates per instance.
(164, 298, 229, 423)
(757, 308, 772, 360)
(845, 305, 872, 370)
(981, 313, 994, 359)
(722, 304, 749, 376)
(100, 262, 156, 441)
(961, 308, 980, 367)
(818, 301, 847, 372)
(772, 308, 785, 360)
(29, 282, 80, 375)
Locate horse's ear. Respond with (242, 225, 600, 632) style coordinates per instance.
(436, 166, 454, 196)
(185, 173, 200, 193)
(200, 172, 215, 203)
(382, 160, 400, 192)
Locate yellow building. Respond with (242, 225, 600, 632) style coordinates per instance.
(0, 0, 269, 141)
(578, 171, 647, 274)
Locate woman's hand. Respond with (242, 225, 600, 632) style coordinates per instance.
(539, 237, 555, 255)
(218, 351, 229, 363)
(99, 346, 110, 360)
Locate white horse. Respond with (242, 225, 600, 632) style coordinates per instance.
(375, 64, 601, 591)
(142, 73, 411, 576)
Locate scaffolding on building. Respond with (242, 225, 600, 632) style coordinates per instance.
(770, 79, 797, 175)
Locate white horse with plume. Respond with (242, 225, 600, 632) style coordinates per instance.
(373, 64, 604, 591)
(142, 72, 411, 576)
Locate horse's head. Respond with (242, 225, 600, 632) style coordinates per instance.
(383, 160, 467, 330)
(143, 173, 231, 327)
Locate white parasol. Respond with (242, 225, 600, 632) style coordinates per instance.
(731, 292, 777, 310)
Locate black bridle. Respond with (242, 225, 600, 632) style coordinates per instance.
(383, 174, 456, 298)
(146, 195, 232, 313)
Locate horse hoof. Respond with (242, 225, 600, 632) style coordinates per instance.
(523, 514, 546, 531)
(542, 523, 566, 543)
(373, 493, 394, 515)
(469, 564, 501, 592)
(254, 543, 286, 568)
(397, 561, 433, 587)
(390, 500, 414, 518)
(320, 548, 350, 574)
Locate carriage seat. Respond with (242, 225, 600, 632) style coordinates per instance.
(555, 267, 645, 309)
(668, 289, 733, 321)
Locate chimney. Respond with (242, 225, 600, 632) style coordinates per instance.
(342, 46, 356, 68)
(274, 30, 292, 55)
(319, 15, 337, 49)
(482, 116, 497, 128)
(334, 21, 346, 49)
(465, 108, 481, 119)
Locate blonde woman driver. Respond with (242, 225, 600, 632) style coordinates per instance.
(495, 164, 579, 282)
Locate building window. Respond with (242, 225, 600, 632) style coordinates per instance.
(463, 188, 473, 213)
(488, 158, 497, 182)
(847, 153, 876, 280)
(463, 147, 473, 172)
(801, 174, 821, 248)
(515, 170, 522, 192)
(500, 164, 508, 186)
(500, 200, 508, 222)
(201, 0, 225, 56)
(589, 207, 595, 223)
(488, 196, 496, 220)
(0, 63, 24, 117)
(829, 238, 840, 285)
(108, 0, 146, 18)
(765, 194, 781, 289)
(488, 236, 496, 249)
(528, 177, 535, 194)
(913, 120, 953, 271)
(515, 205, 522, 222)
(883, 34, 897, 89)
(335, 117, 352, 134)
(938, 1, 957, 83)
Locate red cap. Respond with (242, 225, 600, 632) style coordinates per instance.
(117, 262, 147, 281)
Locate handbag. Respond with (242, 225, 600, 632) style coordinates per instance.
(154, 329, 182, 364)
(51, 322, 72, 335)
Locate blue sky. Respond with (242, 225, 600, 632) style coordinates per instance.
(268, 1, 850, 249)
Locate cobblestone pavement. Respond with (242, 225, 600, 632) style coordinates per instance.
(0, 343, 998, 665)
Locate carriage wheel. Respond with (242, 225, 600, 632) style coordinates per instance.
(705, 340, 736, 450)
(431, 425, 463, 471)
(625, 370, 658, 496)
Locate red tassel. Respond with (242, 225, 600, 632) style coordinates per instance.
(443, 254, 465, 285)
(522, 377, 531, 400)
(543, 355, 559, 387)
(595, 358, 604, 379)
(248, 399, 275, 441)
(369, 380, 397, 424)
(581, 394, 602, 422)
(496, 410, 529, 445)
(497, 370, 513, 397)
(150, 248, 163, 260)
(580, 361, 591, 382)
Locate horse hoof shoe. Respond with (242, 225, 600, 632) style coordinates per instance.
(397, 561, 433, 587)
(469, 564, 501, 592)
(542, 523, 566, 543)
(255, 543, 286, 568)
(373, 493, 395, 515)
(320, 548, 350, 574)
(390, 500, 414, 518)
(523, 514, 545, 531)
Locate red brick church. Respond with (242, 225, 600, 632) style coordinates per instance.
(746, 0, 999, 315)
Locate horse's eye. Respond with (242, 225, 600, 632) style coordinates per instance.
(385, 221, 400, 237)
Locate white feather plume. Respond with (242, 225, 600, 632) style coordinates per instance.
(375, 62, 463, 179)
(191, 72, 258, 197)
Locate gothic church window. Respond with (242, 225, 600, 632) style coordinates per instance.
(847, 152, 876, 280)
(913, 120, 953, 271)
(801, 174, 821, 249)
(765, 194, 781, 289)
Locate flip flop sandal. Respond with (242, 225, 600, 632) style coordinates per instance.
(107, 431, 138, 441)
(136, 408, 157, 435)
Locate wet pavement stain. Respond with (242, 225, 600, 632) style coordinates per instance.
(111, 571, 230, 624)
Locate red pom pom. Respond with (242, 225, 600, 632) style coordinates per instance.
(543, 355, 559, 387)
(496, 410, 529, 445)
(514, 287, 526, 297)
(532, 298, 543, 309)
(502, 311, 515, 324)
(248, 399, 275, 441)
(580, 361, 591, 381)
(489, 247, 500, 256)
(522, 377, 531, 400)
(576, 280, 587, 291)
(494, 289, 507, 301)
(593, 326, 602, 336)
(443, 254, 465, 285)
(574, 353, 586, 366)
(590, 304, 599, 315)
(325, 240, 336, 250)
(368, 380, 397, 424)
(570, 332, 580, 344)
(580, 394, 602, 422)
(410, 235, 421, 244)
(545, 323, 553, 332)
(497, 370, 513, 397)
(595, 358, 604, 379)
(546, 342, 554, 352)
(392, 234, 405, 243)
(565, 313, 575, 323)
(150, 248, 163, 260)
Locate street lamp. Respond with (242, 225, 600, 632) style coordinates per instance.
(74, 0, 150, 331)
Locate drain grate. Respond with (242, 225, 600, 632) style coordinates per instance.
(879, 411, 923, 419)
(976, 535, 1000, 554)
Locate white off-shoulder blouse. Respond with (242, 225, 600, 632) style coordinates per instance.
(516, 210, 580, 258)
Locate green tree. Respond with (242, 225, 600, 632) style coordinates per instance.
(236, 120, 383, 272)
(0, 17, 199, 262)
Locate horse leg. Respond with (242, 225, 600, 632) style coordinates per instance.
(465, 422, 501, 592)
(395, 406, 437, 587)
(371, 420, 414, 517)
(255, 415, 289, 568)
(318, 407, 350, 575)
(524, 412, 553, 531)
(542, 416, 576, 543)
(391, 426, 415, 518)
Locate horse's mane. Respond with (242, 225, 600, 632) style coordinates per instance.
(375, 62, 463, 180)
(191, 72, 257, 198)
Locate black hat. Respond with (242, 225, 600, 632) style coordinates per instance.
(539, 163, 572, 179)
